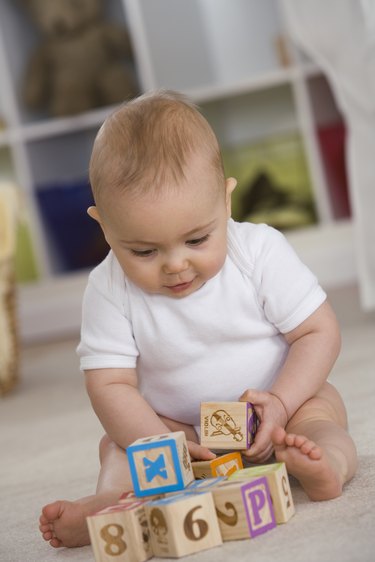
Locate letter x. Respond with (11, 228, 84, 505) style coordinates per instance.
(143, 454, 168, 482)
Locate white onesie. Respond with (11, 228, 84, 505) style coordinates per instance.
(77, 220, 326, 427)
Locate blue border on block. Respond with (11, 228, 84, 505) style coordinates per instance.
(127, 438, 184, 497)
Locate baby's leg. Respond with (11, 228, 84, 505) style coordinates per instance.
(272, 382, 357, 501)
(39, 418, 202, 548)
(39, 435, 133, 548)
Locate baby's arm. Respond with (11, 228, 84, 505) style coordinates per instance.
(85, 367, 214, 460)
(241, 300, 341, 462)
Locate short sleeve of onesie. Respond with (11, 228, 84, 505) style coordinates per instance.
(77, 252, 139, 371)
(229, 221, 327, 333)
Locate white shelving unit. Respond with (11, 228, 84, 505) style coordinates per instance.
(0, 0, 355, 343)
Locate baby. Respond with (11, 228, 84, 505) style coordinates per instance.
(39, 90, 357, 548)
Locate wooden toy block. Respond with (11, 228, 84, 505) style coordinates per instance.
(211, 478, 276, 540)
(200, 401, 258, 450)
(164, 476, 225, 498)
(192, 451, 244, 479)
(127, 431, 194, 497)
(184, 477, 226, 493)
(118, 491, 138, 503)
(228, 462, 295, 523)
(145, 491, 222, 558)
(119, 490, 163, 504)
(87, 501, 153, 562)
(191, 460, 212, 480)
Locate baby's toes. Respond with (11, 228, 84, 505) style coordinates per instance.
(39, 513, 49, 527)
(300, 438, 316, 455)
(39, 521, 51, 533)
(293, 434, 309, 448)
(285, 433, 297, 447)
(44, 530, 54, 541)
(307, 445, 322, 460)
(50, 537, 63, 548)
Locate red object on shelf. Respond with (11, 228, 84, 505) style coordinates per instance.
(317, 122, 351, 219)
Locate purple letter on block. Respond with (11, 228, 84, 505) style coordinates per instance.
(241, 476, 276, 537)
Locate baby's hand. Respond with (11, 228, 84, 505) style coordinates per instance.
(187, 441, 216, 462)
(239, 389, 288, 463)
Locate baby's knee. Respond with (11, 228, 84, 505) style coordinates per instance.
(288, 382, 348, 430)
(99, 434, 115, 459)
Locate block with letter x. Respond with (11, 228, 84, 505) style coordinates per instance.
(127, 431, 195, 497)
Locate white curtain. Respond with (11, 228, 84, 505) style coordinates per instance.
(281, 0, 375, 310)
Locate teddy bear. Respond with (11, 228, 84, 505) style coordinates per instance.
(20, 0, 139, 117)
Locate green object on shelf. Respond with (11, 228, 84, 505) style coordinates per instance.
(0, 147, 15, 182)
(15, 220, 39, 283)
(0, 181, 39, 283)
(222, 132, 318, 231)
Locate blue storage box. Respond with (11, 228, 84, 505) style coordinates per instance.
(36, 179, 109, 272)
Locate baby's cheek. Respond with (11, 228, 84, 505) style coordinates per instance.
(204, 252, 226, 278)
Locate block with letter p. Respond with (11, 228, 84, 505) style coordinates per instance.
(127, 431, 194, 497)
(211, 478, 276, 540)
(229, 462, 295, 523)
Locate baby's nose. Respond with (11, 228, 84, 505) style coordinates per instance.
(163, 251, 189, 274)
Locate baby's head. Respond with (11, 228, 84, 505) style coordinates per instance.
(88, 90, 237, 298)
(89, 89, 225, 212)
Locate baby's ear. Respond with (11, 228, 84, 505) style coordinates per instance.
(225, 177, 237, 217)
(226, 177, 237, 195)
(87, 206, 101, 223)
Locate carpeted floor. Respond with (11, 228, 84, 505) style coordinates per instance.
(1, 285, 375, 562)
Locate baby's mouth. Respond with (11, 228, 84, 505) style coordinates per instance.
(165, 279, 194, 293)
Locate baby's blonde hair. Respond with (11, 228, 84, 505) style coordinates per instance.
(89, 90, 225, 208)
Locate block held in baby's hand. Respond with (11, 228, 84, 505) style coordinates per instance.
(200, 401, 258, 450)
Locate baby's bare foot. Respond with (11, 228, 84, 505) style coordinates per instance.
(39, 500, 91, 548)
(39, 493, 122, 548)
(272, 427, 343, 501)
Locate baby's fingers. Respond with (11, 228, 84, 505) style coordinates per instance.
(243, 443, 274, 464)
(187, 441, 216, 461)
(239, 388, 268, 409)
(244, 423, 273, 460)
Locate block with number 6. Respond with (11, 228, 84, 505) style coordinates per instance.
(87, 501, 153, 562)
(145, 491, 222, 558)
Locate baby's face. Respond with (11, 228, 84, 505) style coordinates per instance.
(100, 155, 232, 298)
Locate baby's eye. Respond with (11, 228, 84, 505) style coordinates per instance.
(187, 234, 210, 246)
(130, 249, 155, 257)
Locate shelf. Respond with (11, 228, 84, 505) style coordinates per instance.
(189, 67, 296, 104)
(189, 62, 322, 104)
(0, 105, 114, 146)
